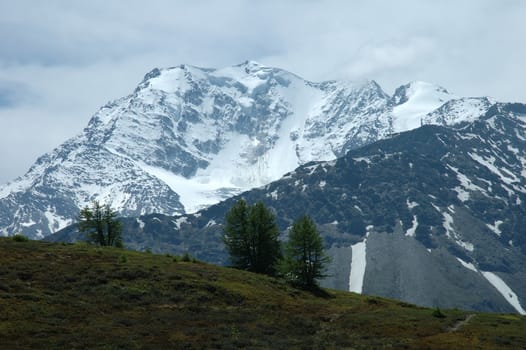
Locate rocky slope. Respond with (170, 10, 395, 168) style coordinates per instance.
(1, 62, 494, 238)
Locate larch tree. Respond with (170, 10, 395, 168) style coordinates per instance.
(78, 201, 123, 247)
(281, 215, 331, 287)
(222, 199, 281, 275)
(222, 198, 250, 269)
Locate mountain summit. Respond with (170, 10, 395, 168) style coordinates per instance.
(0, 62, 495, 238)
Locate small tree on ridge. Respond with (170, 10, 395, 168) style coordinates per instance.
(78, 201, 123, 247)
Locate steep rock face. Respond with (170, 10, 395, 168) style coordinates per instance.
(1, 62, 494, 238)
(50, 103, 526, 313)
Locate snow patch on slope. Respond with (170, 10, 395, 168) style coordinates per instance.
(481, 271, 526, 315)
(405, 216, 418, 237)
(44, 207, 72, 236)
(486, 220, 503, 236)
(456, 257, 478, 272)
(349, 238, 367, 293)
(406, 199, 419, 209)
(443, 211, 474, 252)
(136, 218, 145, 230)
(469, 153, 520, 185)
(173, 216, 188, 230)
(448, 165, 488, 201)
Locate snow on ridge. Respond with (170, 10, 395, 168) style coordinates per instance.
(456, 257, 525, 315)
(443, 211, 474, 252)
(468, 153, 519, 185)
(447, 165, 488, 200)
(353, 156, 371, 164)
(0, 175, 35, 200)
(486, 220, 503, 236)
(268, 190, 279, 200)
(20, 219, 36, 228)
(136, 218, 145, 230)
(205, 219, 216, 228)
(423, 97, 492, 126)
(405, 215, 418, 237)
(392, 81, 454, 132)
(43, 207, 72, 236)
(147, 66, 191, 93)
(456, 257, 478, 272)
(454, 186, 470, 202)
(173, 216, 188, 230)
(456, 241, 474, 252)
(406, 199, 419, 209)
(349, 238, 367, 294)
(481, 271, 526, 315)
(443, 212, 455, 239)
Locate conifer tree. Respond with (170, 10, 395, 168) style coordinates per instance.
(222, 199, 250, 269)
(78, 201, 123, 247)
(281, 215, 330, 287)
(223, 200, 281, 275)
(246, 202, 281, 275)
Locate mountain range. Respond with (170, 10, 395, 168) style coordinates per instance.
(0, 61, 494, 238)
(3, 62, 526, 314)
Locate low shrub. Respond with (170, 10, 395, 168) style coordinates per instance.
(432, 307, 446, 318)
(12, 234, 29, 242)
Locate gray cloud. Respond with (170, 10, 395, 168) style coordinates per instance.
(0, 81, 37, 108)
(1, 0, 525, 183)
(0, 86, 19, 108)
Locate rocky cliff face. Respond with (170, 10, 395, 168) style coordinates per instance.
(1, 62, 494, 238)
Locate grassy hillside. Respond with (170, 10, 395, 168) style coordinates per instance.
(0, 238, 524, 349)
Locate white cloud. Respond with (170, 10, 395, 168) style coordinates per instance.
(342, 38, 436, 79)
(0, 0, 525, 183)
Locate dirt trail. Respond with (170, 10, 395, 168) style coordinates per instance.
(448, 314, 475, 332)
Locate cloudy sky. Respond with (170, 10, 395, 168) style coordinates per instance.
(1, 0, 525, 184)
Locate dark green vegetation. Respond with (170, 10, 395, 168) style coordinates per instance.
(281, 215, 331, 287)
(223, 200, 331, 287)
(1, 238, 525, 349)
(222, 200, 281, 275)
(78, 201, 123, 247)
(11, 234, 29, 242)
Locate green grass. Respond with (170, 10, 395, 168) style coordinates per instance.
(0, 238, 525, 349)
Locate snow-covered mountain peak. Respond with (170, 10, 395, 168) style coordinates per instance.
(391, 81, 457, 132)
(392, 81, 451, 106)
(0, 62, 500, 238)
(236, 59, 266, 72)
(146, 66, 191, 93)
